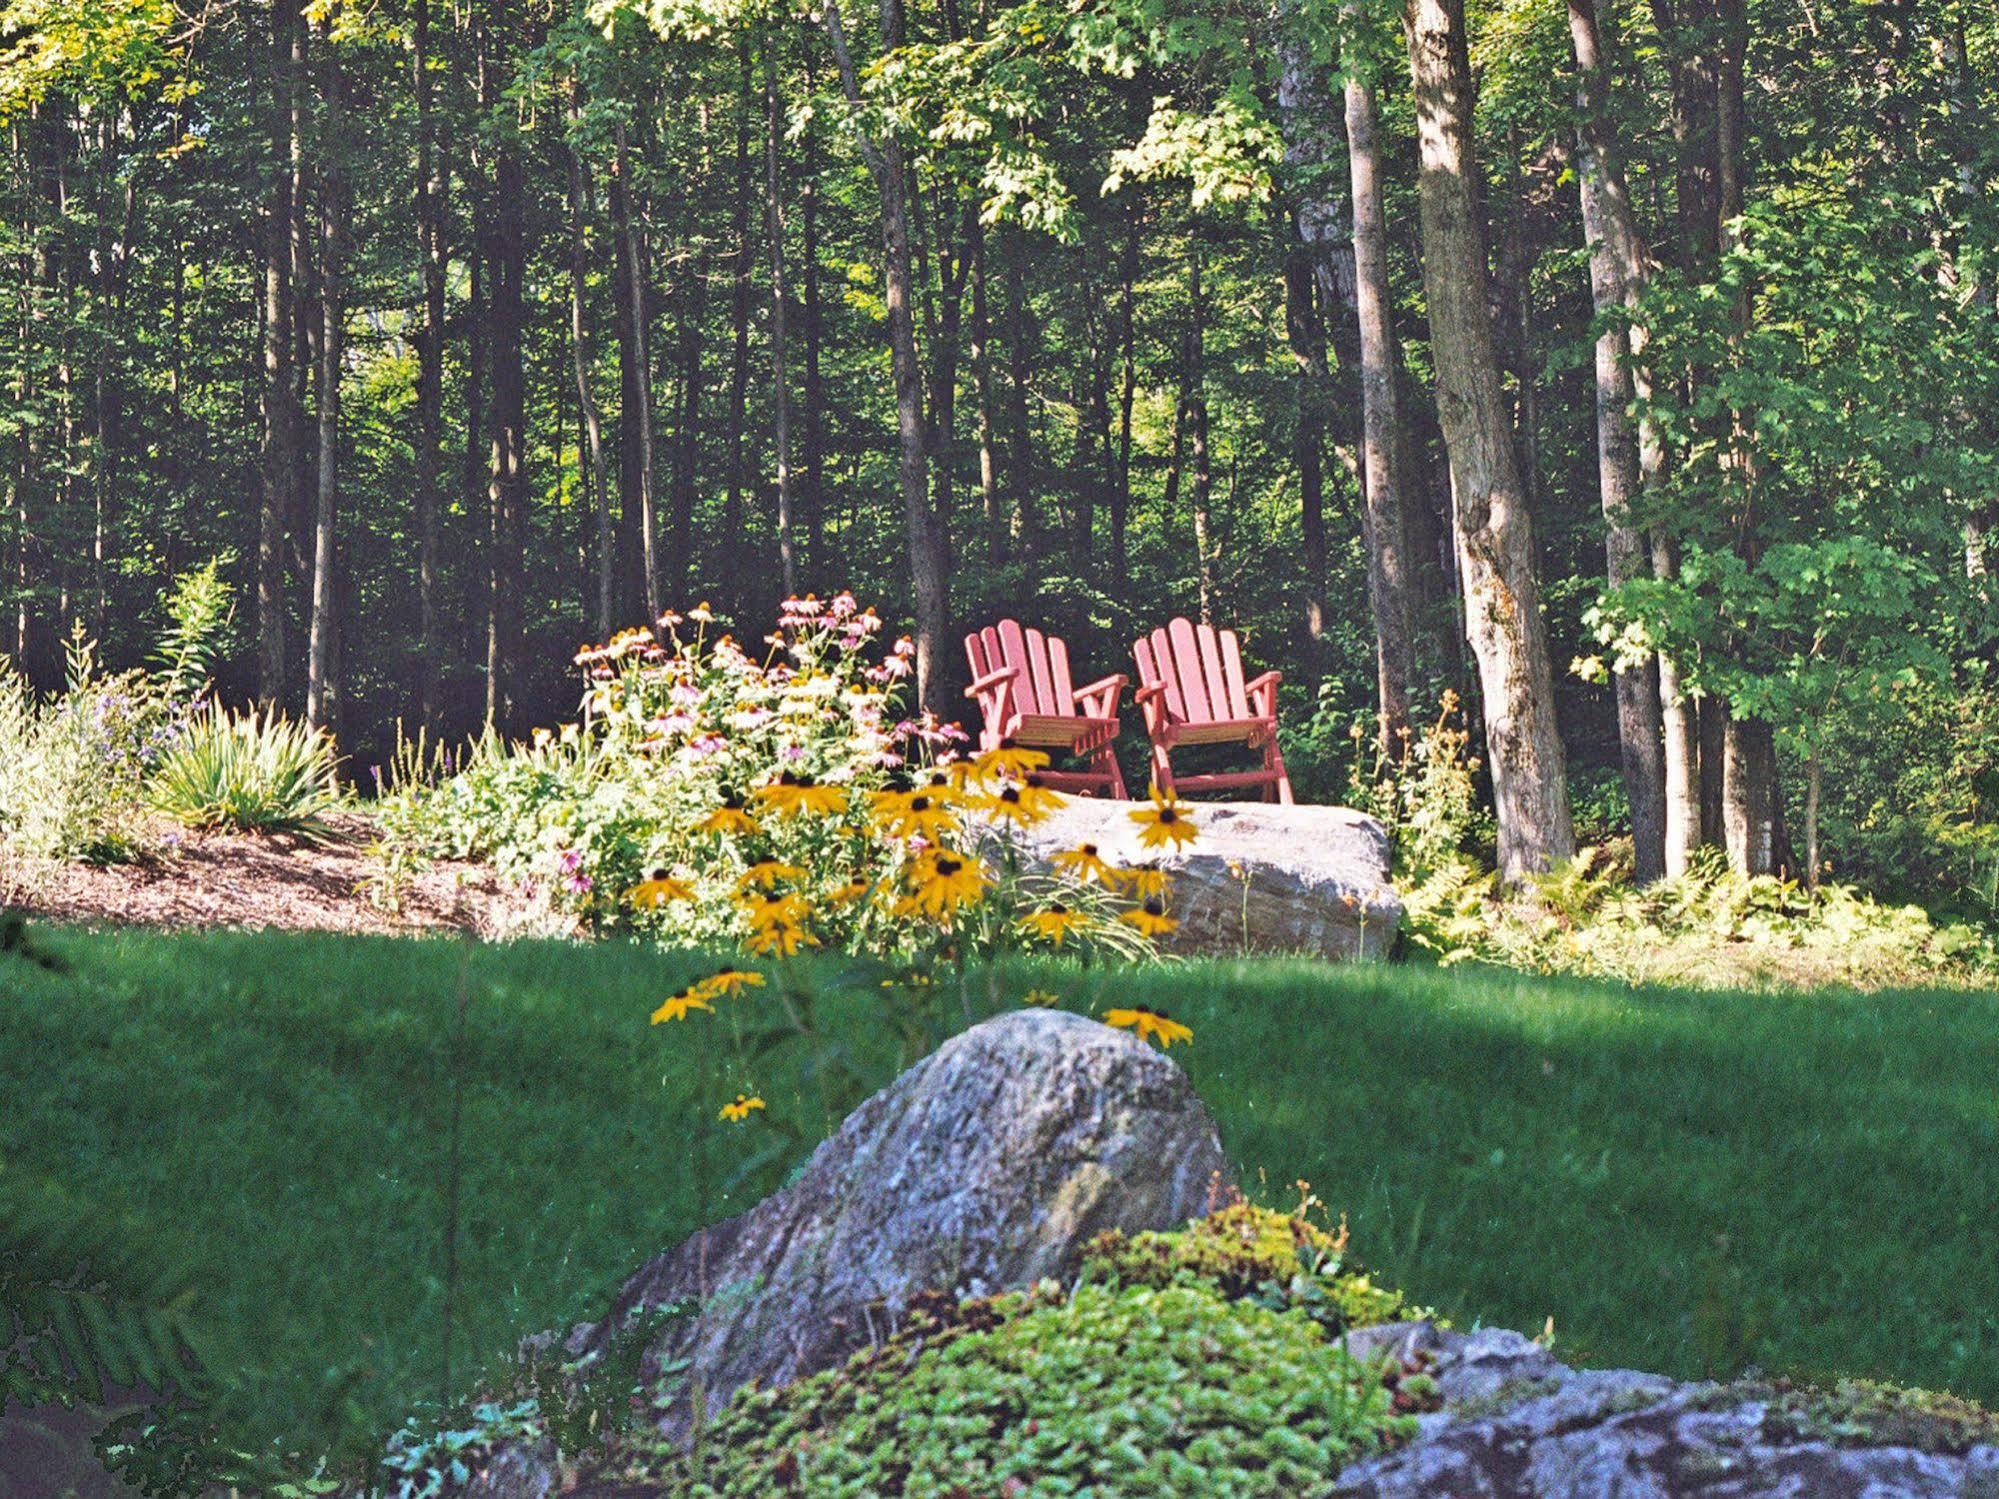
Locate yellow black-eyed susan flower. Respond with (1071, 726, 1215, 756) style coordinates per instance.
(693, 968, 766, 1001)
(695, 796, 760, 837)
(1051, 841, 1117, 886)
(823, 876, 873, 906)
(1131, 789, 1198, 850)
(1018, 903, 1089, 947)
(751, 772, 849, 819)
(1120, 897, 1178, 938)
(745, 921, 815, 958)
(974, 744, 1051, 783)
(1022, 988, 1061, 1007)
(868, 788, 960, 841)
(981, 776, 1064, 829)
(1116, 865, 1172, 900)
(740, 888, 812, 930)
(907, 849, 990, 919)
(1104, 1005, 1192, 1048)
(650, 988, 714, 1024)
(737, 859, 807, 890)
(719, 1094, 767, 1123)
(629, 874, 695, 908)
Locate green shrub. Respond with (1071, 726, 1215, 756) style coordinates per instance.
(151, 555, 236, 700)
(147, 701, 341, 837)
(656, 1280, 1418, 1497)
(0, 636, 182, 864)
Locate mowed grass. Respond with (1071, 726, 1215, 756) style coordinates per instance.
(2, 926, 1995, 1463)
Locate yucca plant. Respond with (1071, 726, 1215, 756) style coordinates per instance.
(148, 701, 342, 837)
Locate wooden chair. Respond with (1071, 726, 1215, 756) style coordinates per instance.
(963, 620, 1130, 798)
(1132, 617, 1293, 803)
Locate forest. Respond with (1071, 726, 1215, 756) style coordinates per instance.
(0, 0, 1993, 900)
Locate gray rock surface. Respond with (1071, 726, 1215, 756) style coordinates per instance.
(574, 1006, 1230, 1443)
(978, 798, 1401, 959)
(1336, 1322, 1999, 1497)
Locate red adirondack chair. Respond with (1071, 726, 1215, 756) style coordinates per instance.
(1132, 617, 1293, 803)
(963, 620, 1130, 798)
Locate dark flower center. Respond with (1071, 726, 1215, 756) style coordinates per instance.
(1000, 787, 1022, 804)
(1144, 898, 1166, 916)
(911, 795, 932, 812)
(1159, 808, 1179, 824)
(1081, 843, 1098, 856)
(936, 856, 963, 876)
(1048, 903, 1069, 915)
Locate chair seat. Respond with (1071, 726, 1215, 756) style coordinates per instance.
(1163, 716, 1275, 748)
(1013, 713, 1119, 747)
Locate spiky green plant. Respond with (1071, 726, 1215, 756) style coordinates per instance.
(147, 701, 341, 837)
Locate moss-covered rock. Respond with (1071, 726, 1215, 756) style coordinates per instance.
(640, 1279, 1418, 1497)
(1753, 1377, 1999, 1456)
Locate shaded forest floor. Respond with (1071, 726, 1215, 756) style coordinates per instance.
(1, 812, 521, 938)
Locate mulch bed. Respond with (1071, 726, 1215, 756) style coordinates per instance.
(6, 812, 518, 938)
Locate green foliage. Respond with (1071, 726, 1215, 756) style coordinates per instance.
(151, 556, 235, 702)
(1082, 1196, 1418, 1336)
(146, 700, 342, 838)
(1400, 843, 1995, 990)
(652, 1278, 1416, 1496)
(0, 636, 182, 864)
(1336, 692, 1494, 876)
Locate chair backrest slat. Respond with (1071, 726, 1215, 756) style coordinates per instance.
(1217, 628, 1251, 718)
(1142, 626, 1186, 723)
(1047, 634, 1076, 710)
(1195, 624, 1234, 718)
(1023, 626, 1058, 715)
(1166, 618, 1212, 722)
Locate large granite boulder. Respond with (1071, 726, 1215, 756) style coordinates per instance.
(573, 1007, 1229, 1443)
(979, 798, 1401, 960)
(1334, 1322, 1999, 1497)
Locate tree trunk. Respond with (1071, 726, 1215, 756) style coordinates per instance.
(483, 14, 528, 731)
(970, 221, 1003, 566)
(306, 16, 344, 738)
(1569, 0, 1668, 881)
(566, 86, 614, 636)
(824, 0, 949, 711)
(1406, 0, 1575, 878)
(1187, 244, 1215, 624)
(1283, 245, 1329, 648)
(414, 0, 445, 730)
(799, 71, 826, 582)
(258, 0, 300, 707)
(765, 43, 797, 598)
(1003, 229, 1038, 560)
(608, 123, 659, 620)
(1111, 212, 1139, 584)
(722, 42, 754, 555)
(1722, 715, 1775, 876)
(1343, 29, 1415, 755)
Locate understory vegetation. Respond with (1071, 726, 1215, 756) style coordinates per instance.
(3, 926, 1995, 1488)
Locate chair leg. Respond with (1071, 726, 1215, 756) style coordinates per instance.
(1102, 743, 1130, 801)
(1265, 736, 1294, 805)
(1149, 740, 1175, 799)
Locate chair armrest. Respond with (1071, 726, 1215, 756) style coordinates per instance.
(1072, 673, 1128, 715)
(964, 663, 1020, 698)
(1245, 670, 1281, 715)
(1133, 682, 1169, 706)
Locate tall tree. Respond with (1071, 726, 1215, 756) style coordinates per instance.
(1568, 0, 1669, 881)
(413, 0, 446, 730)
(1343, 8, 1414, 754)
(764, 41, 797, 597)
(305, 9, 344, 735)
(1406, 0, 1575, 877)
(565, 82, 614, 636)
(482, 3, 528, 731)
(821, 0, 950, 711)
(258, 0, 301, 706)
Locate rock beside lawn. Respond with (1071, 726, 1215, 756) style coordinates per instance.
(979, 797, 1401, 960)
(1334, 1321, 1999, 1497)
(569, 1007, 1229, 1444)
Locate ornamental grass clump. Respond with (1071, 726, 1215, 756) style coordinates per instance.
(147, 700, 342, 837)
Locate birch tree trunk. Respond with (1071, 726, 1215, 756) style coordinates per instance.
(413, 0, 445, 729)
(258, 0, 300, 707)
(306, 13, 344, 738)
(1406, 0, 1575, 877)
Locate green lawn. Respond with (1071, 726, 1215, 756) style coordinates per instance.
(3, 925, 1996, 1467)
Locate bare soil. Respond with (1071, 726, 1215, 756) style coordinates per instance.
(4, 812, 520, 938)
